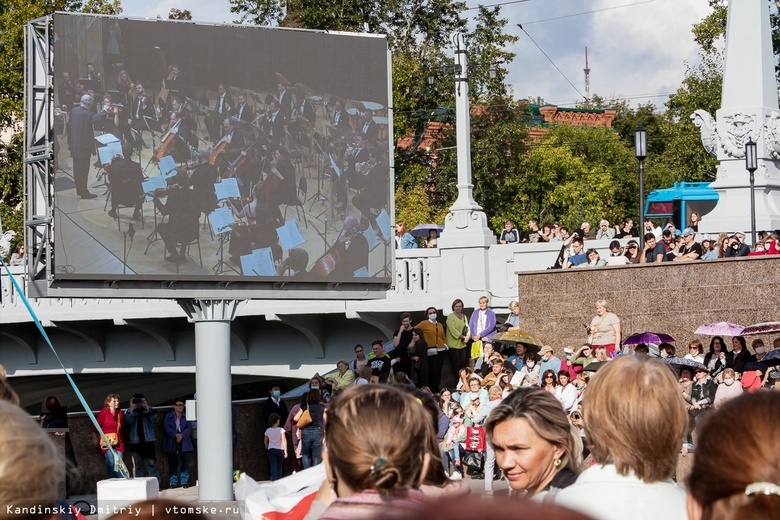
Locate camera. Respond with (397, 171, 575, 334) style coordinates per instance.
(571, 411, 582, 421)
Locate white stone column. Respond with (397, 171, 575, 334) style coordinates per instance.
(698, 0, 780, 236)
(178, 299, 245, 502)
(438, 32, 496, 249)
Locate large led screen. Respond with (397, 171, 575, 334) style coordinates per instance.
(52, 14, 393, 284)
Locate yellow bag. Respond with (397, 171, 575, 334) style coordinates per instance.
(470, 340, 483, 359)
(99, 432, 118, 448)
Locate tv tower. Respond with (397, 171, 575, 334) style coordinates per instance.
(584, 47, 591, 101)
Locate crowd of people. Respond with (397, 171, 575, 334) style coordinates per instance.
(396, 214, 778, 265)
(2, 315, 780, 520)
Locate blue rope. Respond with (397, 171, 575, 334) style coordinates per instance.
(1, 257, 129, 478)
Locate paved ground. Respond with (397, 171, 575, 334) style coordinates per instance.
(70, 473, 509, 518)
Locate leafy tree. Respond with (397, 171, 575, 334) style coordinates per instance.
(168, 8, 192, 20)
(0, 0, 122, 248)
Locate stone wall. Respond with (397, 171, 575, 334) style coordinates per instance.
(55, 399, 292, 496)
(517, 256, 780, 353)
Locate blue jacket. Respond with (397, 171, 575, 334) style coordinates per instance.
(399, 232, 418, 249)
(124, 406, 157, 444)
(163, 411, 194, 453)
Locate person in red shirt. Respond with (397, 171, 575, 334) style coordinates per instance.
(96, 393, 126, 478)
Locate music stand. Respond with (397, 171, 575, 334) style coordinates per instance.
(78, 78, 99, 95)
(308, 138, 329, 210)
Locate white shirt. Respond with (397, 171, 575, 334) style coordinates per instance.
(555, 464, 687, 520)
(552, 384, 578, 412)
(684, 353, 705, 363)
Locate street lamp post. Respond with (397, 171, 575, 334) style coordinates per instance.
(745, 138, 758, 247)
(635, 125, 647, 251)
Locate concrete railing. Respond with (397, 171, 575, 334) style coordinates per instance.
(1, 238, 637, 323)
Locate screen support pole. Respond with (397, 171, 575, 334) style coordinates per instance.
(178, 299, 246, 501)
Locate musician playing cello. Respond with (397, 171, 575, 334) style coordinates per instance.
(320, 216, 369, 280)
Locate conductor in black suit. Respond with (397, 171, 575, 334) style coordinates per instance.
(68, 94, 107, 199)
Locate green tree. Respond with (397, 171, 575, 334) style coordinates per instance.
(516, 124, 638, 230)
(168, 8, 192, 20)
(0, 0, 122, 250)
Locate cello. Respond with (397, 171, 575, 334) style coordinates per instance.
(152, 118, 181, 164)
(209, 130, 233, 166)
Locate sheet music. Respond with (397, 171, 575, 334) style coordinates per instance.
(97, 147, 114, 166)
(329, 154, 342, 178)
(363, 228, 380, 251)
(141, 176, 166, 202)
(353, 266, 370, 277)
(209, 206, 235, 235)
(157, 155, 177, 179)
(376, 209, 392, 241)
(250, 248, 277, 276)
(239, 250, 276, 277)
(276, 219, 305, 251)
(95, 133, 120, 145)
(214, 178, 240, 201)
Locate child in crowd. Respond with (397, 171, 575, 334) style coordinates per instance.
(264, 413, 287, 481)
(442, 406, 467, 479)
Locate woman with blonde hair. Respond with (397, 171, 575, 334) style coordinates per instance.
(0, 400, 66, 519)
(556, 355, 688, 519)
(306, 385, 434, 518)
(713, 368, 742, 409)
(0, 364, 19, 405)
(687, 392, 780, 520)
(485, 386, 582, 499)
(587, 299, 621, 358)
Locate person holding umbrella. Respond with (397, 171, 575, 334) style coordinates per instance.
(703, 336, 731, 378)
(425, 229, 438, 248)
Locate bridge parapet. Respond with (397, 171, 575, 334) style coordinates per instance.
(1, 239, 631, 323)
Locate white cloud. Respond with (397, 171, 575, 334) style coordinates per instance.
(122, 0, 715, 108)
(497, 0, 712, 106)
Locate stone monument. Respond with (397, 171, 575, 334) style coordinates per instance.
(694, 0, 780, 236)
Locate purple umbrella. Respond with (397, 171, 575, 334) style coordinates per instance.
(410, 223, 444, 238)
(694, 322, 745, 336)
(623, 332, 675, 345)
(741, 322, 780, 336)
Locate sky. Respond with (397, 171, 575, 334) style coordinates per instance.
(121, 0, 714, 109)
